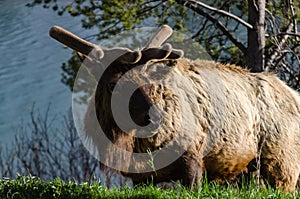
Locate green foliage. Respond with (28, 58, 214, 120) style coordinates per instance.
(0, 175, 298, 199)
(61, 51, 82, 91)
(0, 176, 101, 199)
(29, 0, 300, 91)
(28, 0, 189, 39)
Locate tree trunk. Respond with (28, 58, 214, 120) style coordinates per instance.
(247, 0, 266, 72)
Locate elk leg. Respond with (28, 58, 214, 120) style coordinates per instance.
(177, 153, 203, 187)
(260, 157, 300, 192)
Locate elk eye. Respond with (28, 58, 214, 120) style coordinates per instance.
(108, 82, 116, 93)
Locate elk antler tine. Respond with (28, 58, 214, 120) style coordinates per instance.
(49, 26, 104, 59)
(143, 25, 173, 49)
(167, 49, 184, 59)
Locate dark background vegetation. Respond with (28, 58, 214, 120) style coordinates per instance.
(27, 0, 300, 90)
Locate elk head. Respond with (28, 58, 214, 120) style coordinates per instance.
(49, 25, 184, 139)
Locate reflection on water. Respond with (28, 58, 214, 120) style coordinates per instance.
(0, 0, 96, 144)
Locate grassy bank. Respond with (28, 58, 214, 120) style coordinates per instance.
(0, 176, 298, 199)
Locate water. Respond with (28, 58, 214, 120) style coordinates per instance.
(0, 0, 96, 144)
(0, 1, 255, 146)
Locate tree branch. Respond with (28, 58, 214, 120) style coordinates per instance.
(176, 0, 247, 54)
(277, 32, 300, 37)
(287, 0, 298, 38)
(138, 0, 167, 15)
(265, 23, 294, 70)
(281, 61, 299, 83)
(190, 18, 209, 39)
(182, 0, 254, 30)
(265, 8, 281, 36)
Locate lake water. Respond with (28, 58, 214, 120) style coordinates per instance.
(0, 1, 272, 146)
(0, 0, 97, 145)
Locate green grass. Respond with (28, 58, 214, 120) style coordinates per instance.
(0, 176, 298, 199)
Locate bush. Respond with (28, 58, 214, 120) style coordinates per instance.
(0, 106, 129, 188)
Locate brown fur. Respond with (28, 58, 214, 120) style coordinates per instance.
(85, 58, 300, 191)
(49, 25, 300, 191)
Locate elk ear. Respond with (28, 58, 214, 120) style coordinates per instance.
(141, 43, 184, 62)
(119, 50, 142, 64)
(141, 43, 172, 61)
(166, 48, 184, 59)
(141, 24, 185, 61)
(105, 48, 142, 64)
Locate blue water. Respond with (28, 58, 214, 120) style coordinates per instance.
(0, 0, 96, 144)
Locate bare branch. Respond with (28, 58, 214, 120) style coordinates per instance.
(140, 0, 162, 8)
(277, 32, 300, 37)
(281, 61, 299, 82)
(287, 0, 298, 37)
(138, 0, 167, 15)
(190, 18, 209, 39)
(265, 23, 294, 70)
(265, 8, 281, 35)
(183, 0, 254, 30)
(177, 0, 247, 54)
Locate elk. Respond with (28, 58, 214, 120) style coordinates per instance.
(49, 25, 300, 191)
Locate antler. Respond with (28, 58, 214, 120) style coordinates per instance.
(49, 26, 104, 59)
(143, 25, 173, 49)
(49, 26, 141, 64)
(49, 25, 184, 78)
(140, 25, 184, 62)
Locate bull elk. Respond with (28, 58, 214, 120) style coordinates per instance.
(49, 25, 300, 191)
